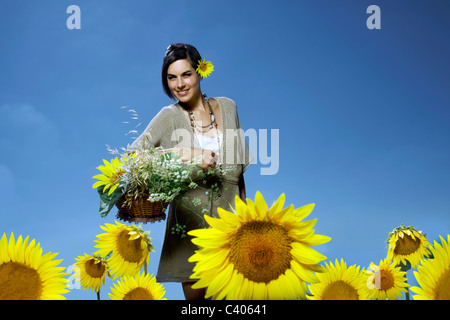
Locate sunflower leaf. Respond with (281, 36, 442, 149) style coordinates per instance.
(104, 251, 113, 260)
(97, 185, 124, 218)
(397, 260, 411, 272)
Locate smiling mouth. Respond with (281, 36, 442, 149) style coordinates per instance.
(177, 89, 189, 96)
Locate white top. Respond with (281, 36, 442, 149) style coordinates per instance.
(194, 133, 223, 153)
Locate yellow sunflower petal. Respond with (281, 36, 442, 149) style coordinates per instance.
(204, 215, 235, 233)
(410, 234, 450, 300)
(267, 193, 286, 219)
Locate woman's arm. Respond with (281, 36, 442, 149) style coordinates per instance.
(238, 174, 246, 203)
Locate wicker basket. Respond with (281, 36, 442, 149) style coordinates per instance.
(115, 194, 168, 224)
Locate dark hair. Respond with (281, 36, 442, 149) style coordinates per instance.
(162, 43, 202, 100)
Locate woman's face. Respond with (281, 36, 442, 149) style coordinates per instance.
(167, 59, 202, 103)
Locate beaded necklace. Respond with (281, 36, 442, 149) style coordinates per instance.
(185, 94, 222, 173)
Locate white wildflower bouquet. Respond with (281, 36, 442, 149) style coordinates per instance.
(92, 146, 198, 221)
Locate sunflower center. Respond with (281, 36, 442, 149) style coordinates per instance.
(394, 235, 421, 256)
(229, 221, 292, 283)
(0, 262, 42, 300)
(373, 269, 395, 291)
(435, 268, 450, 300)
(123, 287, 154, 300)
(321, 280, 359, 300)
(117, 230, 143, 263)
(85, 259, 106, 278)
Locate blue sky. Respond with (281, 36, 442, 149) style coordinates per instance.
(0, 0, 449, 300)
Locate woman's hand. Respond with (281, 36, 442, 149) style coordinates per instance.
(187, 147, 218, 171)
(169, 147, 218, 170)
(198, 148, 218, 171)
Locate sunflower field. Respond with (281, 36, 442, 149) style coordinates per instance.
(1, 191, 449, 300)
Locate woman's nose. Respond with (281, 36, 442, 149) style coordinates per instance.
(176, 77, 186, 89)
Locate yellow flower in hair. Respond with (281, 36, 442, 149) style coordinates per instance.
(196, 59, 214, 78)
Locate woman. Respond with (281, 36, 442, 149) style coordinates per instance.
(129, 43, 252, 299)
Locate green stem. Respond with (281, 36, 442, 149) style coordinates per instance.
(404, 274, 410, 300)
(144, 260, 148, 275)
(397, 261, 411, 300)
(176, 201, 207, 228)
(405, 279, 410, 300)
(97, 290, 101, 300)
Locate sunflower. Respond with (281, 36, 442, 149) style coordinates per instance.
(196, 59, 214, 78)
(74, 253, 110, 293)
(109, 271, 166, 300)
(387, 225, 431, 269)
(92, 157, 125, 196)
(188, 191, 331, 300)
(410, 234, 450, 300)
(94, 221, 154, 279)
(0, 232, 69, 300)
(307, 259, 370, 300)
(366, 258, 410, 300)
